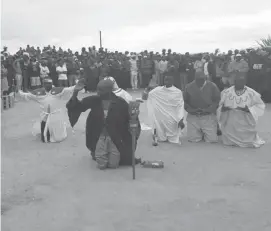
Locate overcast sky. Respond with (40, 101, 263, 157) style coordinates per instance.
(1, 0, 271, 54)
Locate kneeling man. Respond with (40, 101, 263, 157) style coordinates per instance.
(184, 71, 221, 143)
(147, 75, 185, 144)
(66, 79, 141, 169)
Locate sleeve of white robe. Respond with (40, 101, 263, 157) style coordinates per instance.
(114, 89, 132, 103)
(176, 91, 185, 122)
(57, 86, 75, 98)
(248, 90, 265, 122)
(217, 89, 227, 122)
(17, 90, 44, 102)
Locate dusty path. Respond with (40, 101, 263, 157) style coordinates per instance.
(1, 91, 271, 231)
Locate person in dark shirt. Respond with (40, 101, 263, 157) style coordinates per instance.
(66, 79, 141, 169)
(184, 71, 221, 143)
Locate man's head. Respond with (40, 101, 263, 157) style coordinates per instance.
(164, 75, 174, 88)
(203, 55, 210, 62)
(97, 79, 114, 98)
(234, 72, 246, 90)
(44, 79, 53, 92)
(235, 54, 242, 62)
(58, 58, 64, 66)
(194, 71, 206, 86)
(23, 52, 30, 62)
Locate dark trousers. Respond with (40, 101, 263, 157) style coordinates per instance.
(41, 121, 50, 143)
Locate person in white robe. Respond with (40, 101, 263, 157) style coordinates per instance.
(17, 79, 81, 143)
(217, 73, 265, 148)
(146, 75, 186, 145)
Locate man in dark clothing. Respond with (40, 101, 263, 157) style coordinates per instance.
(66, 79, 141, 169)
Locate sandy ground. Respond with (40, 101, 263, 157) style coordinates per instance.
(1, 90, 271, 231)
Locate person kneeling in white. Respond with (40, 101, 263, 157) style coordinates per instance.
(147, 75, 185, 144)
(217, 73, 265, 148)
(17, 79, 80, 143)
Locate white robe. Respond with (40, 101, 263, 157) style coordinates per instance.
(147, 86, 186, 144)
(18, 87, 75, 143)
(217, 86, 265, 147)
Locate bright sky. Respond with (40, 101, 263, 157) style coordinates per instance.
(1, 0, 271, 54)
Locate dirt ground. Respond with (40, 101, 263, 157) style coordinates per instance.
(1, 91, 271, 231)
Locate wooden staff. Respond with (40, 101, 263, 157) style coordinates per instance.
(129, 100, 141, 180)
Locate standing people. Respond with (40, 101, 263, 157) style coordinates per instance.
(167, 55, 180, 89)
(29, 58, 41, 90)
(158, 56, 168, 86)
(13, 56, 23, 92)
(40, 60, 50, 86)
(228, 54, 249, 86)
(130, 55, 138, 90)
(56, 58, 68, 87)
(122, 56, 131, 90)
(140, 55, 153, 88)
(153, 55, 161, 85)
(21, 52, 31, 92)
(67, 57, 79, 87)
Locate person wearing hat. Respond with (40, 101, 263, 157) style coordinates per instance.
(227, 53, 249, 86)
(17, 78, 79, 143)
(66, 78, 141, 169)
(217, 72, 265, 148)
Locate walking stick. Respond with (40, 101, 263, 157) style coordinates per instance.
(129, 101, 141, 180)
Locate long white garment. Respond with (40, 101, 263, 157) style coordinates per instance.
(147, 86, 186, 144)
(217, 86, 265, 147)
(18, 86, 75, 143)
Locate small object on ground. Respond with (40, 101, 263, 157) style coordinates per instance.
(135, 158, 142, 164)
(141, 160, 164, 168)
(142, 89, 148, 100)
(141, 123, 152, 131)
(217, 127, 222, 136)
(152, 129, 158, 146)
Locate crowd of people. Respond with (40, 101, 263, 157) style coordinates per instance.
(1, 45, 271, 102)
(1, 44, 270, 170)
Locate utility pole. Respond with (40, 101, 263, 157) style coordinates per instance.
(99, 30, 102, 48)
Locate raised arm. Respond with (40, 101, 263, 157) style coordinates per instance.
(66, 83, 96, 127)
(18, 90, 44, 102)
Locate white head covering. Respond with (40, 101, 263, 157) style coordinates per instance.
(23, 52, 30, 57)
(103, 76, 119, 90)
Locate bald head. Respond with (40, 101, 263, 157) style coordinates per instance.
(195, 71, 205, 80)
(97, 79, 114, 97)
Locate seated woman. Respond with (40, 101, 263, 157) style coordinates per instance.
(217, 73, 265, 148)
